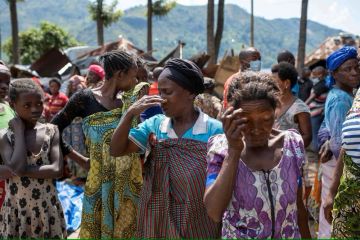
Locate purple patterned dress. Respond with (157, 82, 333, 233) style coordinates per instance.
(206, 130, 304, 238)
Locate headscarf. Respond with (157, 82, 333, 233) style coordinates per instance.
(326, 46, 358, 87)
(88, 64, 105, 79)
(159, 58, 204, 95)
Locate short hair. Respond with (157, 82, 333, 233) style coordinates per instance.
(99, 50, 137, 80)
(312, 66, 326, 73)
(271, 62, 298, 88)
(9, 78, 44, 102)
(49, 78, 61, 87)
(227, 71, 279, 108)
(239, 47, 261, 61)
(228, 71, 279, 109)
(277, 50, 295, 64)
(152, 67, 164, 80)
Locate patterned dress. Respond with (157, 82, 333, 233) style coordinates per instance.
(194, 93, 222, 119)
(331, 88, 360, 237)
(0, 124, 67, 238)
(206, 130, 305, 238)
(79, 83, 148, 238)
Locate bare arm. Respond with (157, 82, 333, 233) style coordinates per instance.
(297, 182, 311, 238)
(203, 107, 245, 222)
(204, 149, 241, 222)
(23, 126, 64, 179)
(5, 118, 27, 174)
(323, 148, 345, 224)
(295, 112, 312, 147)
(304, 92, 316, 105)
(67, 150, 90, 171)
(110, 95, 164, 157)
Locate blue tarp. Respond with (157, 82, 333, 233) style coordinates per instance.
(56, 181, 84, 233)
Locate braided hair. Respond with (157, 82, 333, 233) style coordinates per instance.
(99, 50, 137, 80)
(9, 78, 44, 102)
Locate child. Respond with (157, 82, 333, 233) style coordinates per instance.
(0, 78, 66, 238)
(0, 62, 15, 209)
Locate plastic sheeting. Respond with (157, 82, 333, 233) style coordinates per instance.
(56, 181, 84, 233)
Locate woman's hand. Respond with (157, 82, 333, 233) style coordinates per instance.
(323, 193, 335, 224)
(127, 95, 165, 116)
(319, 140, 332, 163)
(221, 107, 247, 154)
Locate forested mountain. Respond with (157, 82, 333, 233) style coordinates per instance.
(0, 0, 342, 67)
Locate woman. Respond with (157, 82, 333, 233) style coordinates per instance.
(51, 50, 148, 238)
(271, 62, 312, 147)
(203, 72, 311, 238)
(322, 57, 360, 238)
(110, 58, 223, 238)
(315, 46, 359, 238)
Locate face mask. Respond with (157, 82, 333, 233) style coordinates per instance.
(249, 60, 261, 72)
(311, 77, 320, 85)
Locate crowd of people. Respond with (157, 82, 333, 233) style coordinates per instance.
(0, 45, 359, 239)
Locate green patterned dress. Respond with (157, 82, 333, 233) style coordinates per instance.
(79, 83, 149, 238)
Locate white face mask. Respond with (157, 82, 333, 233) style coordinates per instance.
(311, 77, 320, 85)
(249, 60, 261, 72)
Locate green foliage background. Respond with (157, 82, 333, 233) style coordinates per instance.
(0, 0, 341, 67)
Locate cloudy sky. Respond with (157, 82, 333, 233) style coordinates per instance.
(116, 0, 360, 35)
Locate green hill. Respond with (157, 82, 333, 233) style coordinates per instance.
(0, 0, 342, 67)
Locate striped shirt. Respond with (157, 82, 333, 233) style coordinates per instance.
(342, 89, 360, 166)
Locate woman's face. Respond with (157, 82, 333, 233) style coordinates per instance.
(113, 67, 138, 91)
(238, 100, 275, 147)
(158, 77, 195, 118)
(272, 72, 289, 95)
(333, 58, 360, 89)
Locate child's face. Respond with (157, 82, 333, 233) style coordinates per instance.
(12, 92, 44, 124)
(0, 72, 10, 101)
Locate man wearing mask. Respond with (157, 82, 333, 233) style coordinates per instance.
(222, 47, 261, 108)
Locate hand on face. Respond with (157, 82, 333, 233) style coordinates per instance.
(221, 107, 247, 153)
(128, 95, 165, 116)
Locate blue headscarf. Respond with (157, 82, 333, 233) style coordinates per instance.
(326, 46, 358, 88)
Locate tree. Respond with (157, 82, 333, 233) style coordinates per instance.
(297, 0, 308, 71)
(88, 0, 122, 46)
(147, 0, 176, 53)
(7, 0, 23, 64)
(207, 0, 225, 64)
(3, 21, 80, 64)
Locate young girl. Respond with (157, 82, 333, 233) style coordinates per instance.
(0, 78, 66, 238)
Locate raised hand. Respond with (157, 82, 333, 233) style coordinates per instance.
(128, 95, 165, 116)
(221, 107, 247, 153)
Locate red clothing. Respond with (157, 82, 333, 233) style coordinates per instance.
(44, 92, 68, 121)
(222, 73, 238, 109)
(149, 82, 159, 96)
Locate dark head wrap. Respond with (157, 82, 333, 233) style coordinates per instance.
(159, 58, 204, 95)
(326, 46, 358, 87)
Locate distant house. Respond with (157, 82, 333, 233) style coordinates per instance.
(305, 33, 360, 69)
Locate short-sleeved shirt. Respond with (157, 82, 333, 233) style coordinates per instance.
(129, 111, 223, 153)
(206, 130, 305, 238)
(274, 98, 310, 132)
